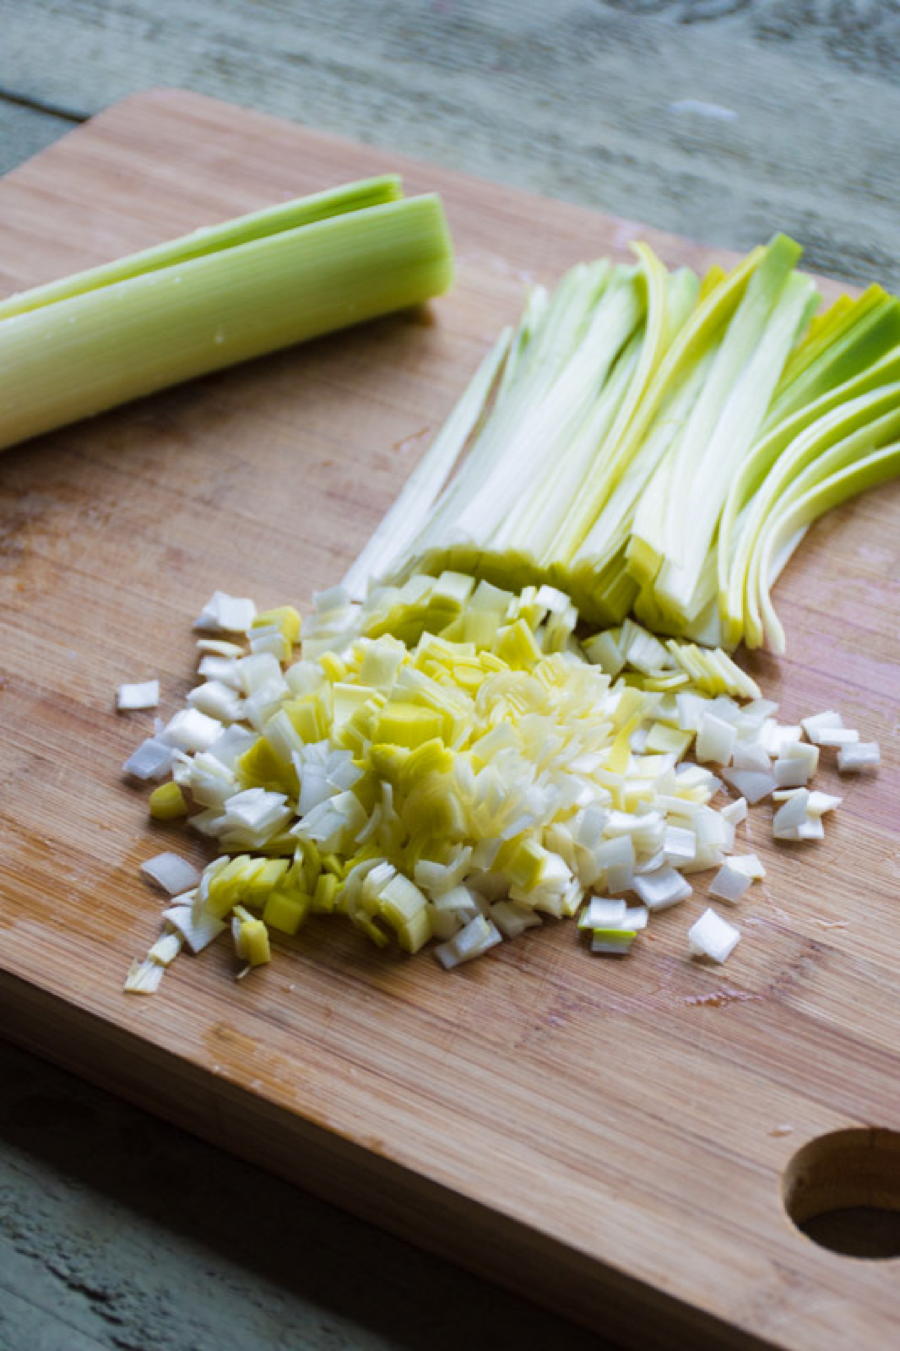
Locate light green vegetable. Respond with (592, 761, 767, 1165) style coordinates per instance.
(346, 235, 899, 652)
(0, 177, 453, 452)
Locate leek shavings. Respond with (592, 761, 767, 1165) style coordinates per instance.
(122, 580, 873, 990)
(345, 236, 900, 655)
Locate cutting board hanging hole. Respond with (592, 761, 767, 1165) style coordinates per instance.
(782, 1128, 900, 1259)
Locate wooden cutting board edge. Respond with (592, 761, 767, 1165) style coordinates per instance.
(1, 966, 775, 1351)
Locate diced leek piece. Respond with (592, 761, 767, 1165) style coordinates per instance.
(123, 736, 177, 780)
(233, 905, 272, 966)
(645, 722, 693, 757)
(207, 725, 257, 768)
(662, 824, 697, 864)
(226, 788, 291, 832)
(195, 592, 257, 634)
(378, 875, 431, 952)
(320, 651, 347, 682)
(124, 958, 166, 994)
(837, 742, 881, 771)
(376, 702, 444, 748)
(162, 902, 226, 954)
(720, 797, 748, 826)
(246, 858, 291, 907)
(695, 712, 736, 766)
(312, 872, 339, 914)
(773, 789, 810, 832)
(494, 619, 543, 668)
(816, 728, 860, 747)
(773, 742, 819, 786)
(117, 680, 160, 710)
(590, 927, 637, 954)
(583, 630, 625, 677)
(806, 791, 842, 816)
(198, 655, 242, 688)
(139, 851, 202, 895)
(148, 782, 189, 820)
(146, 932, 184, 967)
(801, 710, 843, 742)
(708, 862, 752, 904)
(688, 908, 741, 963)
(243, 920, 272, 966)
(489, 900, 542, 938)
(254, 606, 302, 644)
(430, 884, 480, 920)
(434, 915, 502, 968)
(578, 897, 628, 930)
(196, 638, 245, 658)
(633, 865, 692, 910)
(162, 708, 223, 753)
(262, 889, 310, 935)
(187, 680, 244, 723)
(204, 855, 256, 915)
(721, 768, 776, 804)
(731, 740, 771, 772)
(727, 852, 766, 880)
(760, 722, 801, 756)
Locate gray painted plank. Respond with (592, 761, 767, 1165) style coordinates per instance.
(0, 1042, 604, 1351)
(0, 1281, 111, 1351)
(0, 99, 79, 175)
(0, 0, 898, 286)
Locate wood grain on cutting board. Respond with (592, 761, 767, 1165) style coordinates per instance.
(0, 90, 898, 1350)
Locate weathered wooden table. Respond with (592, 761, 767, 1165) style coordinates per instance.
(1, 5, 898, 1350)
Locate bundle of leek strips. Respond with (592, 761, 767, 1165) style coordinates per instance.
(0, 176, 453, 452)
(345, 234, 900, 653)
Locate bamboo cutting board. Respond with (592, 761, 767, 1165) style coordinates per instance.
(1, 90, 898, 1350)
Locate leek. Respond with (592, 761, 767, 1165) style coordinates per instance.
(116, 231, 898, 990)
(0, 177, 453, 451)
(148, 782, 189, 821)
(750, 441, 900, 652)
(122, 573, 877, 988)
(116, 680, 160, 710)
(688, 908, 741, 963)
(348, 235, 899, 651)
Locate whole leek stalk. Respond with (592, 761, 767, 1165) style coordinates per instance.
(0, 176, 454, 452)
(347, 234, 900, 653)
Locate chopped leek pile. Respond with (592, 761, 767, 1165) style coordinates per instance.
(0, 177, 453, 452)
(122, 580, 875, 992)
(346, 234, 900, 653)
